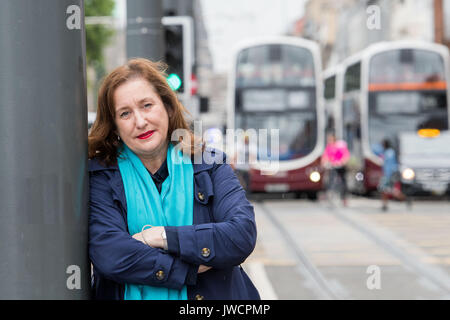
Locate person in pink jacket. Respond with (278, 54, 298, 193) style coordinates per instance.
(321, 133, 350, 206)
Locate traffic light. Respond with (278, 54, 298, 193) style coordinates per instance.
(162, 16, 193, 97)
(162, 16, 194, 113)
(164, 23, 185, 92)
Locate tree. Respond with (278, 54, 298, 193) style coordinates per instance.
(84, 0, 115, 70)
(84, 0, 115, 111)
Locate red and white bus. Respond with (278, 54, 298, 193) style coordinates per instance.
(227, 37, 325, 199)
(324, 41, 450, 194)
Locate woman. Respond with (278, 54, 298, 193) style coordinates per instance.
(378, 139, 405, 211)
(88, 58, 260, 300)
(321, 132, 350, 206)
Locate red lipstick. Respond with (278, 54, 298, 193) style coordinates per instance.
(137, 130, 155, 140)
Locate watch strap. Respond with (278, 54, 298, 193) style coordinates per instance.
(161, 228, 168, 251)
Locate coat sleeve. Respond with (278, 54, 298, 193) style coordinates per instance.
(165, 154, 257, 268)
(89, 169, 196, 289)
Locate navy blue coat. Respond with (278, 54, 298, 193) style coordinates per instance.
(88, 148, 260, 300)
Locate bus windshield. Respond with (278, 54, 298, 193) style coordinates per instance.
(236, 44, 315, 88)
(236, 112, 317, 161)
(368, 90, 448, 152)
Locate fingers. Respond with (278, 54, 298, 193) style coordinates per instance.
(132, 232, 144, 243)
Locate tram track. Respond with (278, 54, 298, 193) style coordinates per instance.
(327, 199, 450, 296)
(256, 201, 342, 300)
(256, 198, 450, 299)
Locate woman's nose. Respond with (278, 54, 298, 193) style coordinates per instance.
(134, 110, 147, 129)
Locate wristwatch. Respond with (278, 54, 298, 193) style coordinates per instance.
(161, 228, 168, 251)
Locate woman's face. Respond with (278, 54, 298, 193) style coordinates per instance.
(327, 134, 336, 145)
(113, 78, 170, 159)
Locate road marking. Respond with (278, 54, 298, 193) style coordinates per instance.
(244, 262, 278, 300)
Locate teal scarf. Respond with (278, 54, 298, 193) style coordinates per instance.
(117, 142, 194, 300)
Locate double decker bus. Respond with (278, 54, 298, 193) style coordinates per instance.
(330, 41, 450, 194)
(227, 37, 325, 199)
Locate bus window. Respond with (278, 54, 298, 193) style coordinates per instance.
(369, 49, 445, 85)
(368, 90, 448, 150)
(242, 112, 317, 160)
(236, 44, 315, 88)
(324, 76, 336, 100)
(342, 96, 362, 158)
(344, 63, 361, 92)
(324, 75, 337, 136)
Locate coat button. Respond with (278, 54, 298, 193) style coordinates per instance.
(198, 192, 205, 201)
(156, 270, 165, 281)
(195, 294, 204, 300)
(201, 247, 210, 258)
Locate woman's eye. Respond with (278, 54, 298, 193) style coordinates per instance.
(144, 103, 152, 109)
(120, 111, 130, 118)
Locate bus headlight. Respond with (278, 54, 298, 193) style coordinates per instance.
(402, 168, 415, 180)
(309, 171, 321, 183)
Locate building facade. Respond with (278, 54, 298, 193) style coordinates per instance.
(298, 0, 436, 69)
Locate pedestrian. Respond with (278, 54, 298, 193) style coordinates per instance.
(321, 132, 350, 206)
(232, 134, 256, 192)
(87, 58, 260, 300)
(378, 139, 405, 211)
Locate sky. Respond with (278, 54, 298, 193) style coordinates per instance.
(114, 0, 305, 72)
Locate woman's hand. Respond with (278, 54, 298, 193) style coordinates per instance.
(132, 226, 165, 248)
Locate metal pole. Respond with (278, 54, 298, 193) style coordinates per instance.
(0, 0, 90, 299)
(127, 0, 164, 61)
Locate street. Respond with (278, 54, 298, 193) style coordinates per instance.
(243, 195, 450, 300)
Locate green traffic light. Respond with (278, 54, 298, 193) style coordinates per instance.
(167, 73, 182, 91)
